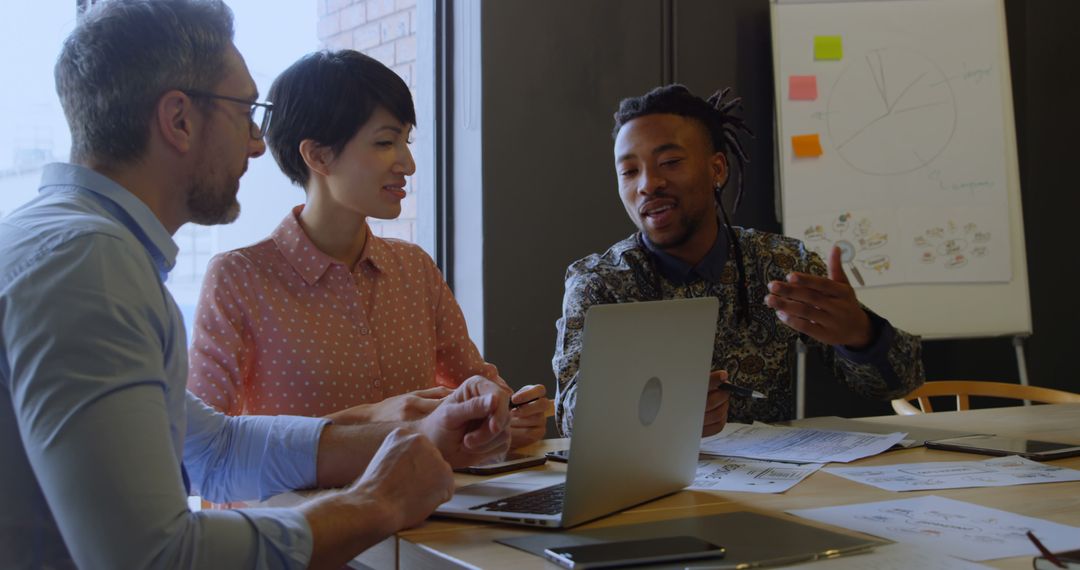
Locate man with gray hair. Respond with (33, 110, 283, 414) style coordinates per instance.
(0, 1, 511, 568)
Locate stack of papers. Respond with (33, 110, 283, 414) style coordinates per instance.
(701, 422, 906, 464)
(690, 423, 905, 494)
(690, 456, 823, 493)
(824, 455, 1080, 491)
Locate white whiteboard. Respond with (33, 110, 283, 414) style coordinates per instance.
(771, 0, 1030, 339)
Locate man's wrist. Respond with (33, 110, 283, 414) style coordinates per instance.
(844, 310, 876, 351)
(340, 487, 404, 537)
(835, 309, 894, 363)
(299, 489, 403, 568)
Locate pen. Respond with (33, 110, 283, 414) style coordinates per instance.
(848, 263, 866, 287)
(1027, 531, 1066, 569)
(509, 397, 540, 410)
(716, 383, 766, 399)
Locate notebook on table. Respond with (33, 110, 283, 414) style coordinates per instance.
(435, 297, 719, 528)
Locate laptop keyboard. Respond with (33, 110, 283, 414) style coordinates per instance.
(468, 482, 565, 515)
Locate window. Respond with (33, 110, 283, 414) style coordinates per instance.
(0, 0, 436, 336)
(0, 3, 76, 219)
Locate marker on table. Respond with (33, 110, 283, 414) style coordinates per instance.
(717, 383, 766, 400)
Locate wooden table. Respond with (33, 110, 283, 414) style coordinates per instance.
(384, 404, 1080, 570)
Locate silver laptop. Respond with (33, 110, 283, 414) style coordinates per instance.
(435, 297, 719, 528)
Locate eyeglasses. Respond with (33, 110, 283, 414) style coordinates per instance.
(181, 89, 274, 139)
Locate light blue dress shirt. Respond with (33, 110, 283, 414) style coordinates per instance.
(0, 163, 329, 569)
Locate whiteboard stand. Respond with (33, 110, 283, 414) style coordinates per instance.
(1014, 335, 1031, 405)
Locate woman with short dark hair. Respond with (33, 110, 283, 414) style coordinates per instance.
(187, 50, 549, 448)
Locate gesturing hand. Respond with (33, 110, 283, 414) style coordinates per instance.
(764, 245, 874, 349)
(417, 375, 511, 468)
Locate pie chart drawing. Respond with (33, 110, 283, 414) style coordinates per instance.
(826, 47, 957, 176)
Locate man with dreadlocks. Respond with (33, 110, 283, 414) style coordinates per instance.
(552, 84, 924, 437)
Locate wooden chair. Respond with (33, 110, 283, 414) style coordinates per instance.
(891, 380, 1080, 415)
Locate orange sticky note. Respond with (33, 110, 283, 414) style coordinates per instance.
(792, 134, 823, 158)
(789, 75, 818, 100)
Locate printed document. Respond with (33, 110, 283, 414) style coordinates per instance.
(781, 543, 993, 570)
(789, 495, 1080, 561)
(824, 455, 1080, 492)
(689, 456, 823, 493)
(700, 423, 906, 464)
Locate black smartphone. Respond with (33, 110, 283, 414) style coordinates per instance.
(453, 452, 547, 475)
(545, 449, 570, 463)
(925, 435, 1080, 461)
(543, 536, 725, 569)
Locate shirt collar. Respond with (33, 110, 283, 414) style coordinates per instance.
(38, 163, 179, 277)
(271, 205, 388, 286)
(356, 225, 389, 274)
(641, 222, 729, 285)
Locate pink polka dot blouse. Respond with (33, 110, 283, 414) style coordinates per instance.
(187, 205, 498, 417)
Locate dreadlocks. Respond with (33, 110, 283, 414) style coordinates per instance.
(612, 84, 755, 324)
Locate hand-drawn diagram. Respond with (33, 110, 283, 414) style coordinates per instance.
(790, 496, 1080, 562)
(900, 207, 1010, 283)
(824, 456, 1080, 492)
(796, 211, 898, 286)
(690, 456, 822, 494)
(911, 219, 991, 270)
(827, 47, 957, 176)
(776, 0, 1017, 299)
(873, 506, 1032, 545)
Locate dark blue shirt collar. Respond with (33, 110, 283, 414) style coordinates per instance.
(640, 221, 729, 285)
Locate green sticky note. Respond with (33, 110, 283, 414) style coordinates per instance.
(814, 35, 843, 60)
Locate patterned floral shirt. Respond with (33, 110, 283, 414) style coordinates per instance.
(553, 228, 924, 436)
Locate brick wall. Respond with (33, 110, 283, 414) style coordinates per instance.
(317, 0, 421, 243)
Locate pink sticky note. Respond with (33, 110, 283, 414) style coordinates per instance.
(789, 75, 818, 101)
